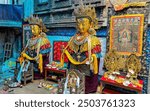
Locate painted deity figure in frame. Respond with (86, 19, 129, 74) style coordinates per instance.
(110, 15, 144, 56)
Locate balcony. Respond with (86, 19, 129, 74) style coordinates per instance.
(34, 0, 107, 28)
(0, 4, 23, 27)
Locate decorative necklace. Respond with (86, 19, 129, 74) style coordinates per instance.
(74, 35, 88, 46)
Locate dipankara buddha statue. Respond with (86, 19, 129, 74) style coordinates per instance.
(17, 16, 51, 83)
(58, 0, 101, 93)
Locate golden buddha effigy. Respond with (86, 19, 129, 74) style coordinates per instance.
(58, 0, 101, 93)
(17, 15, 51, 83)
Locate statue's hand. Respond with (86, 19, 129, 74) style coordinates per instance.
(18, 52, 24, 60)
(86, 57, 93, 64)
(56, 64, 63, 68)
(34, 56, 39, 61)
(90, 56, 94, 63)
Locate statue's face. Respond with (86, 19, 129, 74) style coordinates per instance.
(76, 18, 91, 34)
(30, 25, 41, 36)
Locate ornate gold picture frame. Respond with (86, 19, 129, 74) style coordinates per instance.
(110, 14, 144, 56)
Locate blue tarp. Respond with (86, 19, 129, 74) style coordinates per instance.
(0, 4, 23, 27)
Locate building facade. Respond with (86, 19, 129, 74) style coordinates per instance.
(34, 0, 107, 28)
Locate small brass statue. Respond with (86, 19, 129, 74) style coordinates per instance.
(123, 54, 141, 86)
(104, 50, 125, 81)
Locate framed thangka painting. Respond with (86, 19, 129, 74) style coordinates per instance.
(110, 14, 144, 56)
(23, 24, 32, 48)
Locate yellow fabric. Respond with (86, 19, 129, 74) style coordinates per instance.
(88, 35, 91, 64)
(22, 53, 35, 61)
(59, 49, 98, 74)
(114, 2, 147, 11)
(92, 54, 98, 74)
(124, 2, 147, 7)
(18, 56, 25, 65)
(38, 54, 43, 73)
(18, 52, 43, 73)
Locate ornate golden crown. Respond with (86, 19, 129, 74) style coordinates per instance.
(27, 15, 48, 32)
(28, 15, 43, 27)
(73, 0, 98, 29)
